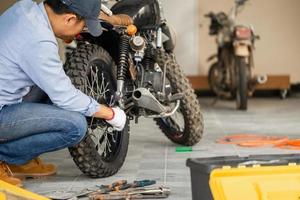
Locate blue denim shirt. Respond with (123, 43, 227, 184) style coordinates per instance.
(0, 0, 100, 116)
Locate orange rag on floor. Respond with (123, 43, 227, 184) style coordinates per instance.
(216, 134, 300, 150)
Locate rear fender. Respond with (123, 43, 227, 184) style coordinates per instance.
(78, 30, 120, 63)
(161, 23, 175, 53)
(233, 40, 251, 57)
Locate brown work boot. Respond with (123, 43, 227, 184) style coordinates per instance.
(8, 158, 57, 178)
(0, 161, 22, 186)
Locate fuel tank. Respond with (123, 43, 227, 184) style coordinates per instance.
(111, 0, 161, 30)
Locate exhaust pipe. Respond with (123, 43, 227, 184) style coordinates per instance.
(132, 88, 167, 113)
(256, 75, 268, 84)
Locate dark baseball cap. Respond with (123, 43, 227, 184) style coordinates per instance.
(60, 0, 102, 36)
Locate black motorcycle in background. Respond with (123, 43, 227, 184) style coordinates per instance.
(64, 0, 204, 178)
(205, 0, 266, 110)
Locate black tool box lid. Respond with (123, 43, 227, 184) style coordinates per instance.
(186, 154, 300, 174)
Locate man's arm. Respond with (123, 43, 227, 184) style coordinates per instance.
(20, 40, 99, 116)
(20, 39, 126, 130)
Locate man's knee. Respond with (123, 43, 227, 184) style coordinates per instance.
(67, 112, 88, 145)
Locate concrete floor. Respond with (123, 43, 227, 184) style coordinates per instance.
(24, 97, 300, 199)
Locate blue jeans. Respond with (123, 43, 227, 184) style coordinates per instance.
(0, 87, 87, 164)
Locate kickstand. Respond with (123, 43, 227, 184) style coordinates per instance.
(211, 96, 219, 106)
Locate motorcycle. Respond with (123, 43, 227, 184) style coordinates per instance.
(64, 0, 204, 178)
(205, 0, 266, 110)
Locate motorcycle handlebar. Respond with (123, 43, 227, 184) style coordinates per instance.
(236, 0, 249, 6)
(204, 12, 214, 18)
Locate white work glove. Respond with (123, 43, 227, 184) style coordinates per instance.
(106, 107, 126, 131)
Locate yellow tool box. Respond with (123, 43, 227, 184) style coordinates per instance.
(0, 180, 49, 200)
(186, 154, 300, 200)
(210, 163, 300, 200)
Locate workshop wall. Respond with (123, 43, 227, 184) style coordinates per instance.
(160, 0, 200, 76)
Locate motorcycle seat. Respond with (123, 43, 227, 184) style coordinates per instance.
(99, 11, 133, 26)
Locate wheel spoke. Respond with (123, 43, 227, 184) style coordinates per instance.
(82, 65, 118, 158)
(89, 126, 115, 157)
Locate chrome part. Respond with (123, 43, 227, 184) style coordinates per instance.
(256, 75, 268, 84)
(132, 88, 167, 113)
(146, 100, 180, 118)
(128, 186, 171, 196)
(156, 27, 162, 48)
(154, 63, 162, 73)
(280, 89, 288, 99)
(130, 36, 146, 51)
(162, 60, 170, 96)
(158, 102, 185, 132)
(101, 4, 113, 16)
(134, 52, 144, 62)
(116, 80, 124, 96)
(130, 36, 146, 62)
(116, 80, 125, 108)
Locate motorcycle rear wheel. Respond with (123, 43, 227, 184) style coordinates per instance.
(235, 57, 248, 110)
(64, 43, 129, 178)
(154, 50, 204, 146)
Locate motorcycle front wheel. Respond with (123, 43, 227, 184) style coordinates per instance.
(154, 50, 204, 146)
(235, 57, 248, 110)
(64, 43, 129, 178)
(208, 62, 232, 99)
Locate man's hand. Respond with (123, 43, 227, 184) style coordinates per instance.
(93, 105, 126, 131)
(105, 107, 126, 131)
(98, 11, 133, 26)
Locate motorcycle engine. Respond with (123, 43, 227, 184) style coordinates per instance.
(130, 35, 172, 100)
(142, 63, 171, 96)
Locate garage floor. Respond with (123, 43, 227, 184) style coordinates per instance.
(23, 97, 300, 200)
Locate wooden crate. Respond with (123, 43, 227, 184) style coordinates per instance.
(187, 75, 290, 91)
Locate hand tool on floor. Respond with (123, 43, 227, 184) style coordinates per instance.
(97, 180, 156, 193)
(43, 188, 96, 200)
(76, 179, 157, 199)
(132, 180, 157, 188)
(89, 186, 171, 200)
(74, 180, 129, 198)
(99, 180, 128, 192)
(114, 180, 157, 191)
